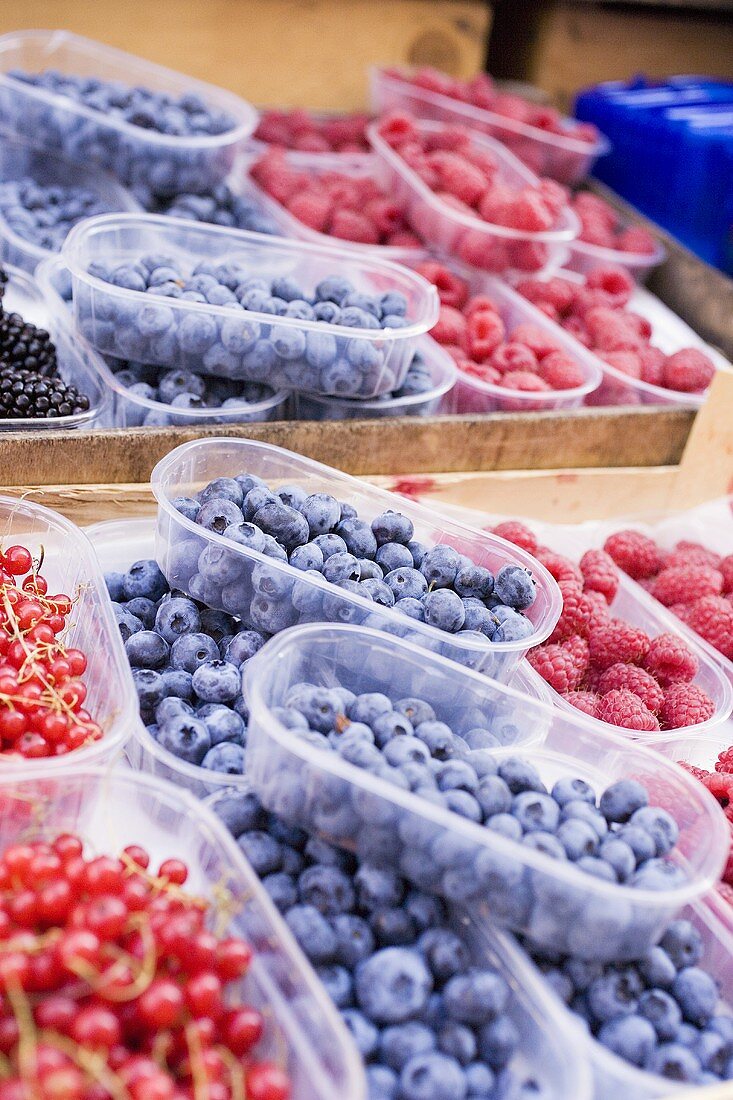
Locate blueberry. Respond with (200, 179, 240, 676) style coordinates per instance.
(262, 872, 298, 913)
(171, 496, 200, 522)
(300, 493, 342, 537)
(493, 565, 536, 610)
(408, 541, 427, 568)
(161, 669, 194, 701)
(551, 777, 596, 807)
(628, 806, 679, 856)
(476, 776, 513, 819)
(384, 568, 428, 601)
(399, 1052, 466, 1100)
(222, 630, 267, 666)
(222, 521, 266, 554)
(597, 1015, 657, 1068)
(191, 660, 240, 703)
(395, 598, 426, 622)
(121, 559, 168, 601)
(170, 633, 220, 673)
(253, 501, 309, 551)
(298, 865, 355, 916)
(672, 968, 718, 1027)
(354, 865, 404, 910)
(322, 552, 361, 585)
(341, 1009, 379, 1058)
(347, 693, 392, 726)
(638, 988, 683, 1040)
(201, 742, 245, 773)
(423, 590, 465, 633)
(556, 818, 598, 860)
(380, 1022, 435, 1071)
(419, 929, 471, 981)
(237, 830, 282, 876)
(313, 533, 348, 560)
(396, 698, 436, 726)
(243, 486, 278, 520)
(465, 1062, 495, 1097)
(156, 697, 192, 726)
(420, 546, 461, 589)
(615, 824, 656, 863)
(336, 517, 378, 559)
(648, 1043, 702, 1083)
(315, 964, 352, 1008)
(372, 511, 414, 546)
(560, 801, 608, 840)
(289, 542, 324, 572)
(158, 713, 211, 764)
(197, 703, 246, 746)
(131, 667, 167, 710)
(115, 608, 141, 645)
(104, 571, 125, 601)
(414, 720, 455, 759)
(497, 757, 545, 795)
(454, 565, 494, 600)
(332, 914, 375, 968)
(599, 779, 649, 823)
(443, 970, 508, 1025)
(598, 838, 636, 881)
(355, 947, 433, 1024)
(376, 542, 414, 573)
(360, 579, 395, 607)
(196, 498, 243, 535)
(315, 275, 354, 305)
(661, 921, 704, 970)
(639, 947, 677, 991)
(124, 630, 170, 669)
(587, 971, 642, 1022)
(123, 597, 157, 630)
(478, 1016, 519, 1070)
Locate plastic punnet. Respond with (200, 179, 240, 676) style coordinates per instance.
(367, 118, 579, 276)
(0, 261, 108, 430)
(370, 65, 610, 186)
(244, 622, 728, 961)
(0, 30, 257, 194)
(151, 437, 562, 682)
(0, 765, 365, 1100)
(0, 132, 140, 271)
(63, 213, 439, 397)
(0, 495, 138, 770)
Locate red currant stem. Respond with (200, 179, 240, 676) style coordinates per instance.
(217, 1044, 246, 1100)
(0, 928, 61, 954)
(185, 1021, 210, 1100)
(0, 1051, 10, 1078)
(67, 912, 157, 1004)
(5, 978, 40, 1096)
(120, 852, 208, 912)
(38, 1030, 131, 1100)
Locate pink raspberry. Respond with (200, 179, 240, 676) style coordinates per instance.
(595, 689, 660, 732)
(562, 690, 599, 717)
(588, 619, 650, 670)
(431, 306, 467, 347)
(638, 346, 665, 387)
(685, 596, 733, 660)
(467, 310, 505, 361)
(598, 662, 664, 714)
(586, 265, 635, 306)
(578, 218, 616, 249)
(535, 548, 583, 592)
(501, 191, 555, 232)
(500, 371, 551, 394)
(509, 240, 550, 273)
(579, 550, 619, 605)
(604, 530, 664, 581)
(720, 555, 733, 595)
(364, 197, 404, 236)
(287, 191, 332, 232)
(642, 632, 699, 687)
(537, 351, 585, 390)
(549, 588, 594, 642)
(491, 342, 538, 374)
(669, 541, 722, 571)
(586, 308, 644, 353)
(432, 153, 488, 207)
(329, 209, 380, 244)
(660, 682, 716, 729)
(293, 132, 331, 153)
(662, 349, 716, 393)
(601, 351, 642, 379)
(377, 111, 419, 147)
(510, 323, 562, 360)
(649, 565, 723, 608)
(414, 262, 469, 310)
(514, 277, 573, 316)
(490, 521, 538, 555)
(528, 641, 586, 693)
(461, 362, 501, 385)
(616, 226, 657, 255)
(386, 230, 423, 249)
(583, 589, 612, 630)
(716, 747, 733, 775)
(465, 295, 500, 318)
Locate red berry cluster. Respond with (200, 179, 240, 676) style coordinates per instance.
(254, 108, 371, 153)
(605, 529, 733, 663)
(493, 521, 715, 732)
(572, 192, 657, 255)
(679, 751, 733, 910)
(0, 544, 99, 759)
(516, 269, 716, 395)
(0, 835, 289, 1100)
(386, 67, 600, 147)
(417, 259, 586, 399)
(250, 148, 422, 247)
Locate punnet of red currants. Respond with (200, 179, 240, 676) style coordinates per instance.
(0, 834, 290, 1100)
(0, 542, 100, 759)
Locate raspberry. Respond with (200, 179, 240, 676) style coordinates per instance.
(510, 324, 562, 360)
(514, 277, 573, 316)
(586, 308, 644, 353)
(434, 154, 488, 206)
(287, 190, 332, 232)
(638, 346, 665, 386)
(534, 548, 583, 592)
(595, 689, 660, 732)
(527, 642, 585, 693)
(537, 351, 585, 390)
(716, 747, 733, 775)
(414, 261, 469, 310)
(538, 179, 570, 218)
(616, 226, 657, 255)
(502, 192, 555, 232)
(721, 554, 733, 595)
(670, 540, 722, 570)
(329, 208, 379, 244)
(578, 218, 615, 249)
(562, 690, 599, 717)
(649, 564, 723, 607)
(364, 197, 404, 236)
(586, 265, 635, 306)
(431, 305, 467, 346)
(685, 595, 733, 659)
(467, 310, 505, 361)
(588, 619, 650, 670)
(491, 342, 538, 374)
(490, 521, 538, 555)
(510, 240, 551, 273)
(604, 529, 664, 580)
(642, 632, 698, 688)
(601, 351, 642, 379)
(563, 633, 590, 666)
(583, 589, 612, 630)
(662, 348, 716, 394)
(597, 663, 664, 714)
(579, 549, 619, 605)
(660, 682, 715, 729)
(549, 589, 594, 642)
(462, 362, 501, 385)
(500, 371, 551, 394)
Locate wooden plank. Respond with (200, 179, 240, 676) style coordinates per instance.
(0, 407, 694, 486)
(0, 1, 491, 110)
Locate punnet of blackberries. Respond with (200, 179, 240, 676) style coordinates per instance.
(0, 264, 90, 420)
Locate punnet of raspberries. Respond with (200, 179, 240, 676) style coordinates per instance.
(0, 835, 290, 1099)
(0, 543, 101, 758)
(415, 260, 587, 400)
(516, 268, 717, 395)
(254, 108, 371, 153)
(571, 192, 657, 256)
(679, 749, 733, 909)
(493, 520, 716, 732)
(250, 148, 422, 248)
(604, 529, 733, 662)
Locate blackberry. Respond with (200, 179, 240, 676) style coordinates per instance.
(0, 312, 58, 376)
(0, 367, 90, 420)
(0, 267, 7, 303)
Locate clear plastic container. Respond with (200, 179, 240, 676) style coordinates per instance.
(244, 621, 728, 961)
(243, 150, 431, 265)
(290, 337, 457, 420)
(370, 65, 610, 187)
(0, 132, 140, 272)
(566, 231, 667, 284)
(447, 272, 603, 413)
(503, 895, 733, 1100)
(0, 260, 108, 430)
(367, 119, 580, 277)
(0, 765, 365, 1100)
(0, 30, 257, 196)
(63, 213, 439, 398)
(152, 437, 562, 682)
(0, 495, 138, 771)
(205, 777, 594, 1100)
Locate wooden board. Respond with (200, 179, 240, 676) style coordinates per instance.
(0, 406, 695, 486)
(0, 1, 490, 110)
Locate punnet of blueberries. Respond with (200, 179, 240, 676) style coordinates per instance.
(211, 784, 567, 1100)
(525, 917, 733, 1085)
(74, 249, 421, 397)
(161, 471, 539, 677)
(0, 178, 117, 254)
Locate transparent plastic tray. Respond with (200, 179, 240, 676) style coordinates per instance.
(566, 230, 667, 284)
(0, 765, 365, 1100)
(367, 119, 579, 276)
(0, 132, 140, 272)
(152, 437, 562, 682)
(370, 65, 611, 187)
(0, 30, 257, 195)
(0, 495, 138, 771)
(205, 777, 594, 1100)
(504, 895, 733, 1100)
(243, 149, 431, 265)
(445, 267, 603, 413)
(63, 213, 439, 398)
(0, 261, 108, 430)
(244, 622, 728, 961)
(290, 336, 457, 420)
